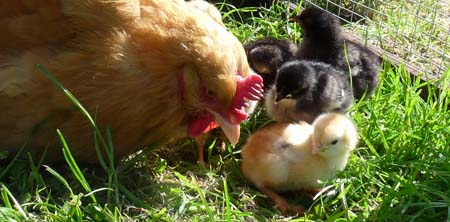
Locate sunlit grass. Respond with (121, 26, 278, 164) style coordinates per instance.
(1, 1, 450, 221)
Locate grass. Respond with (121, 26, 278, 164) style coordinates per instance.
(1, 1, 450, 221)
(306, 0, 450, 79)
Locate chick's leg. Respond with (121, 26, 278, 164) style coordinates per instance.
(296, 188, 322, 199)
(259, 186, 305, 215)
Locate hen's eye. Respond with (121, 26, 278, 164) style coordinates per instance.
(330, 140, 338, 145)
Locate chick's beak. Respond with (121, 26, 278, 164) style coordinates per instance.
(210, 111, 240, 145)
(289, 15, 302, 26)
(312, 143, 323, 155)
(289, 15, 298, 22)
(275, 93, 284, 103)
(289, 15, 301, 22)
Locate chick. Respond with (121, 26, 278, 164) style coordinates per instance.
(265, 60, 353, 123)
(292, 7, 381, 100)
(241, 112, 358, 214)
(244, 37, 297, 90)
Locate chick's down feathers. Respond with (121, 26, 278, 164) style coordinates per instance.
(265, 60, 353, 123)
(241, 112, 358, 213)
(244, 37, 297, 90)
(293, 7, 381, 100)
(0, 0, 264, 162)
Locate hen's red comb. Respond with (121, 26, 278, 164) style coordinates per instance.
(231, 73, 264, 123)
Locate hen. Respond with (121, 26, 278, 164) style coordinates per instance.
(241, 113, 358, 214)
(0, 0, 264, 163)
(292, 7, 381, 100)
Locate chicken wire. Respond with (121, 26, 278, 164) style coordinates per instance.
(301, 0, 450, 80)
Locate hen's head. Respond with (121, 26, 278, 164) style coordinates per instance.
(134, 0, 264, 144)
(179, 64, 263, 144)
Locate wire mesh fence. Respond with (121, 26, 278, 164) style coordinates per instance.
(302, 0, 450, 80)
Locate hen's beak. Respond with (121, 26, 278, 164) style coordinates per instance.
(213, 73, 262, 145)
(211, 111, 240, 145)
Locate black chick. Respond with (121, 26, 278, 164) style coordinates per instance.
(244, 37, 297, 90)
(292, 7, 381, 100)
(265, 60, 353, 123)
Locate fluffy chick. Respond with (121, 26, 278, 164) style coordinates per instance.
(292, 7, 381, 100)
(265, 60, 353, 123)
(244, 37, 297, 90)
(241, 112, 358, 214)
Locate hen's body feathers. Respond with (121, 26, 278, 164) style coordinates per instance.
(0, 0, 263, 162)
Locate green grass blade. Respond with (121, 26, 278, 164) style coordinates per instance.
(0, 184, 28, 220)
(0, 207, 23, 222)
(36, 64, 111, 163)
(174, 172, 215, 222)
(26, 153, 46, 188)
(0, 185, 12, 209)
(57, 129, 97, 203)
(0, 143, 27, 180)
(117, 183, 151, 209)
(222, 177, 231, 222)
(44, 165, 74, 196)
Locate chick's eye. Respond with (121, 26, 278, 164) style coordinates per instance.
(206, 89, 215, 98)
(330, 140, 338, 145)
(293, 88, 306, 96)
(304, 17, 312, 25)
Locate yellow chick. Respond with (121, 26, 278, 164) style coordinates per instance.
(241, 112, 358, 214)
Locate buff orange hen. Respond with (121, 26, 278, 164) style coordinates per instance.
(0, 0, 264, 163)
